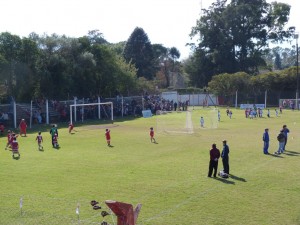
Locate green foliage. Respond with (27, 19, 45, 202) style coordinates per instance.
(0, 32, 140, 100)
(123, 27, 156, 80)
(169, 47, 180, 62)
(188, 0, 294, 87)
(263, 46, 297, 69)
(152, 44, 182, 88)
(184, 49, 215, 88)
(208, 67, 298, 104)
(208, 72, 250, 103)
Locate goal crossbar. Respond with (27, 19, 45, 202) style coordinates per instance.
(69, 102, 113, 123)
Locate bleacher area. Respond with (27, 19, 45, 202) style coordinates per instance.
(0, 101, 61, 129)
(0, 95, 178, 129)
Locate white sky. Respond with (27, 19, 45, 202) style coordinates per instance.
(0, 0, 298, 59)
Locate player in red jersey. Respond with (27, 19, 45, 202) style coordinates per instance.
(19, 119, 27, 137)
(36, 131, 43, 150)
(105, 129, 111, 146)
(68, 122, 74, 134)
(11, 137, 20, 158)
(5, 130, 12, 150)
(52, 133, 59, 148)
(150, 127, 156, 143)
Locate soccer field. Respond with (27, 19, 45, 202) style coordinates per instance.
(0, 107, 299, 225)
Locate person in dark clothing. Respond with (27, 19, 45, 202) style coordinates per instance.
(50, 124, 58, 147)
(282, 125, 290, 151)
(221, 140, 230, 174)
(208, 144, 220, 177)
(262, 128, 269, 154)
(173, 102, 177, 111)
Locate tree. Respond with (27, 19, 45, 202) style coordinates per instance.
(151, 44, 182, 88)
(87, 30, 108, 45)
(262, 46, 297, 70)
(0, 32, 23, 98)
(274, 53, 282, 70)
(208, 71, 250, 104)
(189, 0, 294, 87)
(183, 49, 214, 88)
(123, 27, 156, 80)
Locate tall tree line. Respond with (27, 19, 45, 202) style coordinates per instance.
(186, 0, 295, 88)
(0, 32, 138, 101)
(0, 29, 181, 102)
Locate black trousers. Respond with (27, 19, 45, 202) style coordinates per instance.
(222, 158, 229, 174)
(208, 160, 218, 177)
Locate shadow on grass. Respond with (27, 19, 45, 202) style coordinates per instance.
(268, 153, 284, 158)
(283, 150, 300, 156)
(229, 174, 247, 182)
(213, 177, 235, 185)
(12, 155, 20, 160)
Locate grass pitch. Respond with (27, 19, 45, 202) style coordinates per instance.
(0, 107, 299, 225)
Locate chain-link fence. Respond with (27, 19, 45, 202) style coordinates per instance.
(219, 90, 298, 107)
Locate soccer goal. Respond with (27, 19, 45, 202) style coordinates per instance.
(69, 102, 113, 124)
(279, 99, 300, 110)
(156, 110, 194, 134)
(208, 108, 219, 129)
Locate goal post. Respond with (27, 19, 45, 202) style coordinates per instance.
(279, 99, 300, 110)
(69, 102, 113, 124)
(208, 107, 219, 129)
(156, 110, 194, 134)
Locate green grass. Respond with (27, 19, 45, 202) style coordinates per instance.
(0, 107, 299, 225)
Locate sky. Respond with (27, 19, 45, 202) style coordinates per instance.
(0, 0, 299, 60)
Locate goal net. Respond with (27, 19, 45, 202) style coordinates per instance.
(156, 110, 194, 134)
(69, 102, 113, 124)
(208, 108, 219, 129)
(279, 99, 300, 110)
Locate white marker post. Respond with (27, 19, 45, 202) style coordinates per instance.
(20, 197, 23, 216)
(76, 203, 80, 223)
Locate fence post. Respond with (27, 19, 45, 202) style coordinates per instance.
(235, 91, 238, 108)
(122, 96, 124, 117)
(98, 97, 101, 119)
(13, 100, 17, 129)
(30, 100, 33, 128)
(111, 102, 114, 122)
(264, 90, 267, 109)
(74, 97, 77, 122)
(46, 99, 49, 124)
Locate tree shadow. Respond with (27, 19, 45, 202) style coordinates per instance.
(229, 174, 247, 182)
(213, 177, 235, 185)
